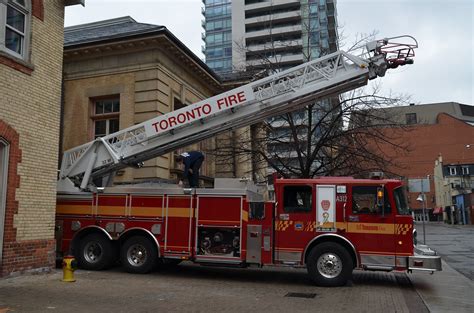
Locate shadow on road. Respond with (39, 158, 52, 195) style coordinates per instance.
(104, 262, 419, 289)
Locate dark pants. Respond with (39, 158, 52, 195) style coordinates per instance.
(188, 156, 204, 188)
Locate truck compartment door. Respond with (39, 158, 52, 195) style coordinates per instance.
(246, 225, 262, 264)
(164, 195, 193, 256)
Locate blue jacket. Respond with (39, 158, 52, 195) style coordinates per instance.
(181, 151, 204, 178)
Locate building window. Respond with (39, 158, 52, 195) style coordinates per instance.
(405, 113, 417, 125)
(92, 97, 120, 139)
(0, 0, 30, 60)
(461, 166, 469, 175)
(449, 166, 457, 176)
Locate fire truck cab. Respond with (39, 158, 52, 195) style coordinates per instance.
(56, 176, 441, 287)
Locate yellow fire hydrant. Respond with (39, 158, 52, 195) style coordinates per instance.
(62, 255, 77, 282)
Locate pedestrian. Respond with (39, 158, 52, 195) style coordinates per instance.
(175, 151, 204, 188)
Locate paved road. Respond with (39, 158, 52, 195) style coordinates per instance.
(408, 222, 474, 313)
(0, 264, 427, 313)
(415, 222, 474, 280)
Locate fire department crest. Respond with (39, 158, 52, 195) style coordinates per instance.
(321, 200, 331, 211)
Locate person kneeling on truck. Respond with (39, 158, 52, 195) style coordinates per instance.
(175, 151, 204, 188)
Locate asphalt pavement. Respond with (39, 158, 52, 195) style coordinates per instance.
(408, 222, 474, 313)
(415, 221, 474, 280)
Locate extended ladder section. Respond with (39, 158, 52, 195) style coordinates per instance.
(58, 36, 417, 192)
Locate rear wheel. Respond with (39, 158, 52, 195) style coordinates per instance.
(76, 233, 114, 270)
(306, 242, 353, 287)
(120, 236, 158, 274)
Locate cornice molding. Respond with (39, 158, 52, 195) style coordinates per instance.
(64, 35, 222, 91)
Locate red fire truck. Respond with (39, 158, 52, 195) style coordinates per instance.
(56, 36, 441, 286)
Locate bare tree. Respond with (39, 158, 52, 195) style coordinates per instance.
(207, 84, 412, 181)
(207, 4, 412, 181)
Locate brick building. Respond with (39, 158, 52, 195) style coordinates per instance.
(369, 107, 474, 219)
(62, 17, 235, 187)
(0, 0, 83, 277)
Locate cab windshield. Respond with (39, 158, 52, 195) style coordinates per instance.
(394, 186, 410, 215)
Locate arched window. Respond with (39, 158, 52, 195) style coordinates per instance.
(0, 0, 31, 60)
(0, 138, 9, 265)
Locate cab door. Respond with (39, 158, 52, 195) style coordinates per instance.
(274, 184, 314, 264)
(346, 185, 397, 270)
(392, 185, 415, 269)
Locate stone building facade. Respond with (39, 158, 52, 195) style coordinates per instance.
(62, 17, 226, 186)
(0, 0, 83, 277)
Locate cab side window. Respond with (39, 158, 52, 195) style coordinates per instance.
(283, 185, 312, 213)
(352, 186, 391, 214)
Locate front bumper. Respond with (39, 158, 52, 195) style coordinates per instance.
(408, 244, 442, 272)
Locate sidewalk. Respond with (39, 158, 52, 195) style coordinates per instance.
(409, 260, 474, 313)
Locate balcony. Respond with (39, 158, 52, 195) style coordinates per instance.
(247, 39, 303, 53)
(267, 116, 307, 128)
(246, 53, 304, 66)
(245, 10, 301, 27)
(245, 0, 300, 13)
(328, 15, 336, 26)
(327, 0, 335, 12)
(245, 24, 302, 40)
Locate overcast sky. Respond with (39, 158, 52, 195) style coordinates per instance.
(65, 0, 473, 105)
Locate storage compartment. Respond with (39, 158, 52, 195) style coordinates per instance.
(197, 227, 240, 257)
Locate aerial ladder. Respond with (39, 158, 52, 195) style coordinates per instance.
(57, 36, 417, 192)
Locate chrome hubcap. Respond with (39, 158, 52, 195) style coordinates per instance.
(127, 244, 148, 267)
(84, 242, 102, 263)
(317, 252, 342, 278)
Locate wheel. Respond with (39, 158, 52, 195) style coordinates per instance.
(306, 242, 353, 287)
(76, 233, 114, 270)
(120, 236, 158, 274)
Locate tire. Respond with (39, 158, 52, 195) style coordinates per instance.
(76, 233, 114, 270)
(306, 242, 353, 287)
(120, 236, 158, 274)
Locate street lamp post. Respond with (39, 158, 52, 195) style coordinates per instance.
(416, 176, 428, 245)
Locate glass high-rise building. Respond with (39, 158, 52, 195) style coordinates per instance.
(202, 0, 233, 73)
(202, 0, 339, 178)
(202, 0, 338, 75)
